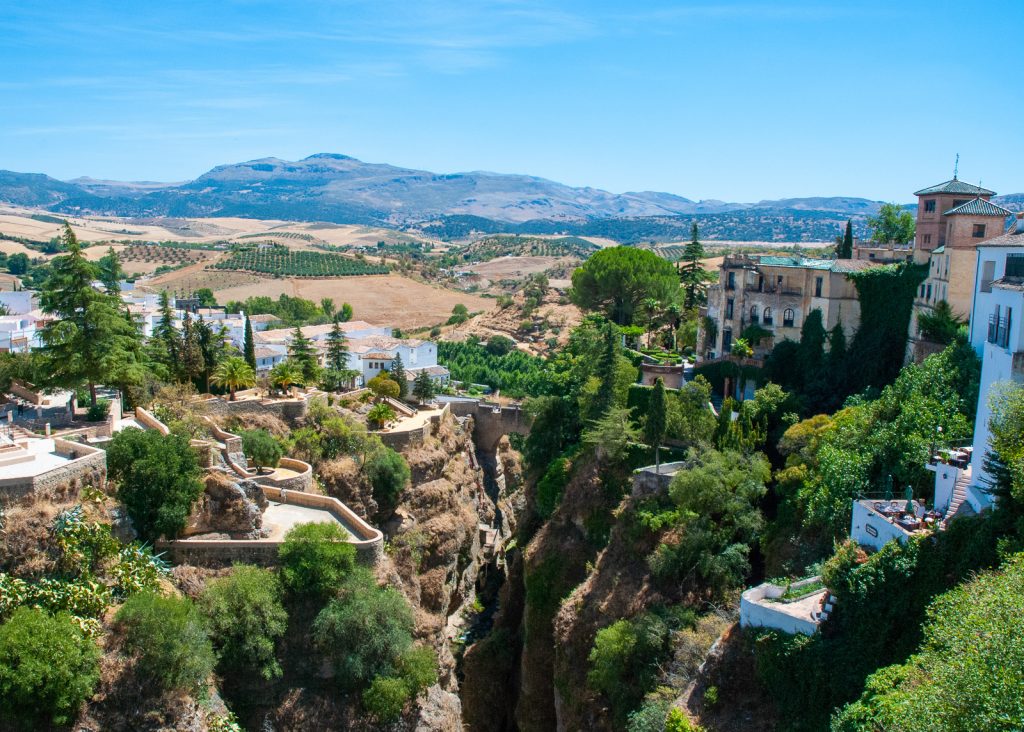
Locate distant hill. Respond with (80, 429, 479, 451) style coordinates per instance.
(0, 153, 1018, 242)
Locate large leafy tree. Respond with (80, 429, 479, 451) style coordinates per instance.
(106, 427, 204, 542)
(868, 203, 915, 245)
(38, 224, 143, 405)
(570, 246, 679, 326)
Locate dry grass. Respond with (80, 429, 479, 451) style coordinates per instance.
(0, 498, 67, 578)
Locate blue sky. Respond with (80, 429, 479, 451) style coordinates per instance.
(2, 0, 1022, 202)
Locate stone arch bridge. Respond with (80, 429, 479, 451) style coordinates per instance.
(443, 398, 530, 451)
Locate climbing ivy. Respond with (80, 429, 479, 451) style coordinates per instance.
(846, 263, 927, 393)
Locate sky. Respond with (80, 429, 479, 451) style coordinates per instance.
(2, 0, 1022, 203)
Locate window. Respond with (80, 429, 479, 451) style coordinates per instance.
(749, 305, 759, 324)
(924, 234, 932, 245)
(763, 307, 773, 325)
(980, 260, 996, 292)
(1006, 254, 1024, 278)
(926, 283, 932, 300)
(722, 328, 733, 353)
(783, 309, 795, 328)
(944, 255, 949, 276)
(924, 199, 936, 213)
(726, 271, 736, 290)
(725, 299, 734, 320)
(920, 284, 926, 298)
(973, 224, 987, 239)
(814, 276, 823, 297)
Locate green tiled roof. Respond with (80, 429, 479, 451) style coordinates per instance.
(753, 255, 879, 273)
(931, 245, 946, 254)
(914, 178, 996, 196)
(943, 198, 1013, 217)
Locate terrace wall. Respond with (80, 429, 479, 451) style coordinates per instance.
(0, 439, 106, 505)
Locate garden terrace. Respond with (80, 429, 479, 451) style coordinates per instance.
(740, 576, 831, 636)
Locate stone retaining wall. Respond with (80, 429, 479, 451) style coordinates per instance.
(253, 457, 313, 492)
(135, 407, 170, 435)
(157, 484, 383, 567)
(0, 439, 107, 505)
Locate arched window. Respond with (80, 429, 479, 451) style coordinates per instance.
(749, 305, 759, 324)
(783, 308, 796, 327)
(762, 307, 773, 325)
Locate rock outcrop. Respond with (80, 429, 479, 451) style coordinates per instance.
(182, 472, 267, 539)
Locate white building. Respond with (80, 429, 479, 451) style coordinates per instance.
(0, 291, 38, 315)
(952, 212, 1024, 513)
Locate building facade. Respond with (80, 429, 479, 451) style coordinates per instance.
(700, 254, 876, 360)
(908, 178, 1013, 360)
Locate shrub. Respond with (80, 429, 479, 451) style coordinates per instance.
(240, 429, 284, 471)
(86, 398, 110, 422)
(485, 335, 516, 356)
(200, 565, 288, 680)
(278, 522, 356, 599)
(0, 607, 100, 728)
(364, 447, 410, 511)
(363, 676, 409, 722)
(368, 373, 400, 399)
(313, 568, 414, 688)
(536, 457, 570, 518)
(115, 592, 214, 694)
(588, 614, 671, 725)
(397, 644, 438, 696)
(107, 428, 203, 542)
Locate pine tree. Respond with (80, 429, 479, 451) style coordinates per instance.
(412, 370, 436, 404)
(644, 378, 667, 472)
(97, 247, 124, 294)
(179, 311, 204, 386)
(196, 317, 230, 394)
(243, 316, 256, 370)
(680, 223, 710, 310)
(288, 326, 319, 384)
(838, 219, 854, 259)
(38, 224, 143, 405)
(325, 321, 349, 371)
(391, 353, 408, 399)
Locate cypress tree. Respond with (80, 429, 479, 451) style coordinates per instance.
(644, 378, 667, 472)
(243, 316, 256, 370)
(592, 321, 620, 420)
(838, 219, 854, 259)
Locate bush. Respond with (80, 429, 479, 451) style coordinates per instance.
(368, 373, 400, 399)
(240, 428, 284, 471)
(86, 398, 110, 422)
(363, 676, 409, 722)
(200, 565, 288, 680)
(313, 568, 415, 688)
(115, 592, 214, 694)
(588, 614, 671, 725)
(397, 644, 438, 696)
(364, 447, 410, 512)
(107, 428, 203, 542)
(0, 607, 100, 728)
(536, 457, 570, 518)
(367, 402, 396, 427)
(278, 522, 356, 599)
(485, 335, 516, 356)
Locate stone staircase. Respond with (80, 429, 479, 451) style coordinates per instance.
(941, 471, 973, 528)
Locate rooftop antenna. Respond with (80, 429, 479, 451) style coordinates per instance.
(953, 153, 959, 180)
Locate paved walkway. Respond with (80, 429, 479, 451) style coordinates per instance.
(262, 500, 355, 541)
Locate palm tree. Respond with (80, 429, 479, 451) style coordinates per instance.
(270, 360, 303, 394)
(210, 356, 255, 401)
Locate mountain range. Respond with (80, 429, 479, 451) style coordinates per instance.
(1, 154, 1020, 242)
